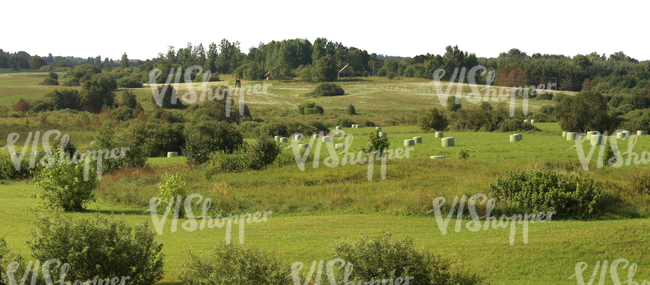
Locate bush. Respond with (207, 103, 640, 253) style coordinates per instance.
(538, 92, 553, 100)
(117, 76, 144, 88)
(334, 233, 484, 285)
(446, 96, 461, 112)
(1, 237, 25, 285)
(178, 244, 289, 285)
(158, 173, 187, 217)
(418, 108, 448, 131)
(347, 104, 356, 115)
(183, 121, 243, 164)
(531, 113, 549, 123)
(498, 118, 540, 132)
(361, 130, 390, 154)
(310, 83, 345, 96)
(553, 92, 567, 102)
(39, 77, 59, 85)
(113, 105, 134, 121)
(0, 152, 46, 180)
(26, 212, 164, 285)
(336, 118, 354, 128)
(34, 159, 97, 211)
(206, 136, 282, 174)
(363, 120, 376, 127)
(297, 102, 324, 115)
(457, 148, 469, 160)
(479, 102, 493, 111)
(489, 170, 607, 219)
(61, 77, 80, 86)
(121, 90, 138, 108)
(386, 72, 395, 79)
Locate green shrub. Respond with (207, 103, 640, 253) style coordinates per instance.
(334, 233, 484, 285)
(39, 77, 59, 85)
(206, 136, 282, 175)
(61, 77, 80, 86)
(310, 83, 345, 96)
(298, 102, 324, 115)
(361, 130, 390, 154)
(553, 92, 567, 102)
(113, 105, 134, 121)
(0, 152, 45, 180)
(178, 244, 289, 285)
(34, 159, 97, 211)
(363, 120, 376, 127)
(489, 170, 607, 219)
(498, 118, 540, 132)
(159, 173, 187, 217)
(418, 108, 448, 131)
(538, 92, 553, 100)
(479, 102, 493, 111)
(457, 148, 470, 160)
(1, 237, 25, 285)
(183, 121, 243, 164)
(26, 212, 164, 285)
(117, 76, 143, 88)
(336, 118, 354, 128)
(446, 97, 462, 112)
(347, 104, 356, 115)
(386, 72, 395, 79)
(531, 113, 549, 122)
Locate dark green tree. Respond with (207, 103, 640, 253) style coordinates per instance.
(120, 53, 129, 69)
(316, 54, 338, 82)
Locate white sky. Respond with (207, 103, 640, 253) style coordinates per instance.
(2, 0, 649, 61)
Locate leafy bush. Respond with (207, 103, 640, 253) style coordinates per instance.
(347, 104, 356, 115)
(334, 233, 484, 285)
(386, 72, 395, 79)
(498, 118, 540, 132)
(183, 121, 243, 164)
(337, 118, 354, 128)
(310, 83, 345, 96)
(629, 168, 650, 195)
(117, 76, 143, 88)
(61, 77, 80, 86)
(418, 108, 448, 131)
(531, 113, 549, 123)
(489, 170, 607, 219)
(178, 244, 289, 285)
(34, 159, 97, 211)
(363, 120, 376, 127)
(26, 212, 164, 285)
(206, 136, 282, 174)
(553, 92, 567, 102)
(446, 97, 461, 111)
(39, 77, 59, 85)
(538, 92, 553, 100)
(159, 173, 187, 217)
(298, 102, 324, 115)
(0, 152, 46, 180)
(121, 90, 138, 108)
(1, 237, 25, 285)
(361, 130, 390, 154)
(479, 102, 493, 111)
(457, 148, 469, 160)
(113, 105, 135, 121)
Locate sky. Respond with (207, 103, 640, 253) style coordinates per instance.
(2, 0, 649, 61)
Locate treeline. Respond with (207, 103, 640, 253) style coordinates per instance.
(0, 48, 148, 70)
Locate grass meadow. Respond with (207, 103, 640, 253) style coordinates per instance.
(0, 71, 648, 284)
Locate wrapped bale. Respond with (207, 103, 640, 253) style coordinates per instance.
(435, 131, 444, 138)
(413, 136, 422, 144)
(167, 152, 179, 158)
(404, 139, 415, 146)
(442, 137, 455, 147)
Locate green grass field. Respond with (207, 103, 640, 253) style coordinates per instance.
(1, 72, 648, 284)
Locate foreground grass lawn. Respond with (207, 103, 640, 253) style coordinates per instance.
(2, 181, 649, 284)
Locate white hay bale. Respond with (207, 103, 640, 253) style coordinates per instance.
(430, 156, 446, 159)
(404, 139, 415, 146)
(274, 135, 281, 142)
(435, 131, 444, 138)
(379, 132, 387, 138)
(376, 127, 382, 131)
(336, 126, 342, 130)
(335, 143, 345, 150)
(442, 137, 455, 147)
(638, 130, 647, 136)
(586, 131, 599, 140)
(510, 135, 518, 142)
(562, 131, 567, 137)
(515, 134, 522, 141)
(591, 134, 605, 145)
(566, 132, 577, 140)
(530, 119, 537, 123)
(617, 132, 627, 139)
(167, 152, 178, 158)
(293, 135, 302, 141)
(322, 136, 332, 143)
(523, 119, 530, 123)
(280, 137, 288, 143)
(413, 136, 422, 144)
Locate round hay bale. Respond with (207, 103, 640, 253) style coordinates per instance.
(430, 156, 446, 159)
(379, 132, 387, 138)
(566, 132, 577, 140)
(335, 143, 345, 150)
(404, 139, 415, 147)
(336, 126, 342, 130)
(523, 119, 530, 123)
(167, 152, 179, 158)
(442, 137, 455, 147)
(280, 137, 288, 143)
(435, 131, 444, 138)
(638, 130, 647, 136)
(274, 135, 281, 142)
(586, 131, 599, 140)
(591, 134, 605, 145)
(293, 135, 302, 141)
(515, 134, 522, 141)
(530, 119, 537, 123)
(413, 136, 423, 144)
(322, 136, 332, 143)
(617, 132, 627, 139)
(562, 131, 567, 137)
(376, 127, 382, 131)
(510, 135, 518, 142)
